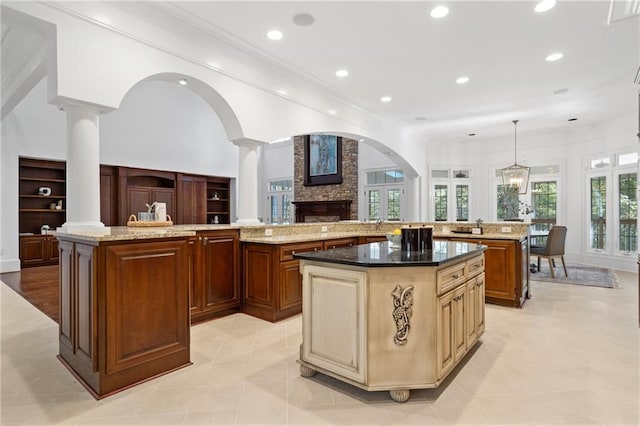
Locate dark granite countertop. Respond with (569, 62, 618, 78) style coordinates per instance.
(293, 239, 486, 267)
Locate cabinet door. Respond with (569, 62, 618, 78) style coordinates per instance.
(437, 285, 467, 379)
(153, 189, 176, 221)
(46, 237, 59, 262)
(20, 236, 46, 266)
(475, 273, 486, 337)
(280, 259, 302, 311)
(301, 264, 367, 384)
(466, 279, 477, 348)
(128, 187, 153, 217)
(187, 237, 201, 316)
(243, 244, 275, 308)
(452, 285, 467, 362)
(201, 232, 239, 312)
(482, 240, 515, 301)
(178, 175, 206, 224)
(437, 289, 455, 379)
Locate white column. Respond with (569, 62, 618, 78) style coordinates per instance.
(233, 139, 264, 225)
(60, 104, 105, 231)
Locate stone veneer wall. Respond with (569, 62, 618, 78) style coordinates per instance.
(293, 135, 358, 220)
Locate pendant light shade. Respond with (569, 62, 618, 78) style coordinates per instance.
(501, 120, 530, 194)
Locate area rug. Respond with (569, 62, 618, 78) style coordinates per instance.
(530, 263, 619, 288)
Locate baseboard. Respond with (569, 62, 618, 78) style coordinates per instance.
(0, 259, 20, 273)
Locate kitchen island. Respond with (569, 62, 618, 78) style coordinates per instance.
(57, 227, 197, 399)
(294, 240, 486, 402)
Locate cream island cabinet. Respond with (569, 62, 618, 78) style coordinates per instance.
(294, 240, 486, 403)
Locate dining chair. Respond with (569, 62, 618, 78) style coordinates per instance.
(530, 226, 568, 278)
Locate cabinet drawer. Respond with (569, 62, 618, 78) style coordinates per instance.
(437, 262, 466, 295)
(280, 241, 324, 261)
(324, 237, 359, 250)
(465, 255, 484, 279)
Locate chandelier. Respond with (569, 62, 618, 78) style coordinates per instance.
(501, 120, 530, 194)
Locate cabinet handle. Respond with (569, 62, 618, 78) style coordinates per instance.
(314, 248, 318, 251)
(198, 236, 202, 241)
(292, 250, 296, 255)
(202, 237, 208, 245)
(452, 274, 460, 279)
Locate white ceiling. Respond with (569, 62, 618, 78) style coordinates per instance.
(136, 1, 640, 144)
(3, 1, 639, 144)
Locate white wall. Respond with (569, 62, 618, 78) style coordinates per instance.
(424, 114, 638, 272)
(100, 81, 238, 176)
(1, 78, 238, 272)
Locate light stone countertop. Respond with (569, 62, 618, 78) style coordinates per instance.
(55, 226, 197, 243)
(55, 222, 529, 244)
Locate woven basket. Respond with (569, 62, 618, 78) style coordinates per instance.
(127, 214, 173, 227)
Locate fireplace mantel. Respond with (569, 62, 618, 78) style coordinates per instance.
(292, 200, 352, 223)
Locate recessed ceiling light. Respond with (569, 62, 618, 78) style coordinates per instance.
(293, 13, 315, 26)
(468, 133, 476, 136)
(327, 109, 337, 115)
(267, 30, 283, 40)
(276, 89, 288, 96)
(415, 116, 427, 121)
(335, 69, 349, 78)
(358, 138, 365, 142)
(545, 52, 563, 62)
(553, 88, 569, 95)
(534, 0, 556, 13)
(179, 78, 187, 86)
(456, 76, 470, 84)
(380, 96, 392, 103)
(430, 6, 449, 18)
(568, 118, 578, 121)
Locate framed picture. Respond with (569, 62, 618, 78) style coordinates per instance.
(304, 135, 343, 185)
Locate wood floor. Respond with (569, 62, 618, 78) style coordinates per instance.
(1, 265, 59, 322)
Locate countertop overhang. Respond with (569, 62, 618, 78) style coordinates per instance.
(293, 240, 486, 267)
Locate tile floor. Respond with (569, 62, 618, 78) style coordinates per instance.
(1, 272, 638, 425)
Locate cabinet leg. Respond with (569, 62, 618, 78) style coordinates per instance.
(300, 364, 317, 378)
(389, 389, 410, 403)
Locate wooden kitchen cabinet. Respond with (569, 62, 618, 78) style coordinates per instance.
(177, 174, 207, 224)
(243, 236, 363, 322)
(19, 235, 59, 268)
(446, 237, 529, 307)
(189, 229, 240, 323)
(57, 236, 191, 399)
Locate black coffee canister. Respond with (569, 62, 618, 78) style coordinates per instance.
(401, 227, 420, 252)
(420, 226, 434, 251)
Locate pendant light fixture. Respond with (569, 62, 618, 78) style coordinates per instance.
(501, 120, 530, 194)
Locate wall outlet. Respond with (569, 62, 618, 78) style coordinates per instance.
(264, 228, 273, 236)
(321, 226, 328, 232)
(501, 226, 512, 233)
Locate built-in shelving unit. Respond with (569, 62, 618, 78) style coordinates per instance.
(19, 157, 67, 267)
(19, 158, 67, 234)
(206, 177, 230, 224)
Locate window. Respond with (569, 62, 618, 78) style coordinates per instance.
(267, 179, 292, 224)
(497, 184, 519, 220)
(434, 185, 448, 221)
(590, 176, 607, 250)
(530, 181, 557, 244)
(431, 168, 472, 221)
(455, 185, 469, 221)
(617, 172, 637, 253)
(364, 169, 405, 221)
(586, 151, 638, 255)
(494, 164, 560, 227)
